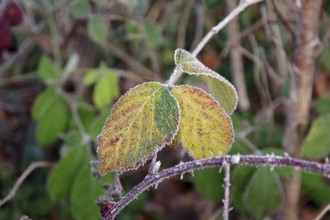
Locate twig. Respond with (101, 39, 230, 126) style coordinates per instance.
(193, 0, 263, 56)
(0, 161, 54, 207)
(269, 0, 295, 38)
(168, 0, 264, 86)
(191, 0, 205, 50)
(103, 42, 157, 81)
(176, 0, 193, 48)
(222, 162, 231, 220)
(102, 154, 330, 220)
(314, 203, 330, 220)
(226, 0, 250, 111)
(0, 73, 37, 88)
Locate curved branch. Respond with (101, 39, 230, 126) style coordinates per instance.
(102, 154, 330, 220)
(0, 161, 54, 207)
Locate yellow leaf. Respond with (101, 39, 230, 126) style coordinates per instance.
(97, 82, 180, 173)
(171, 85, 234, 158)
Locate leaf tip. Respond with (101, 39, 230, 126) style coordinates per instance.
(174, 48, 190, 66)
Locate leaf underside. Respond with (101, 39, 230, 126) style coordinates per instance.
(171, 85, 234, 158)
(97, 82, 180, 173)
(175, 48, 238, 115)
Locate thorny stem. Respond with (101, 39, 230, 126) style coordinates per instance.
(167, 0, 264, 86)
(222, 162, 231, 220)
(102, 154, 330, 220)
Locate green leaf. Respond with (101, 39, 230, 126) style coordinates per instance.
(174, 49, 238, 115)
(63, 130, 83, 148)
(32, 87, 56, 120)
(302, 172, 330, 206)
(319, 46, 330, 72)
(97, 82, 180, 173)
(47, 147, 89, 201)
(69, 0, 90, 19)
(194, 167, 224, 203)
(244, 167, 283, 218)
(315, 97, 330, 115)
(88, 109, 111, 137)
(68, 100, 95, 131)
(231, 166, 256, 213)
(83, 69, 100, 86)
(94, 0, 107, 6)
(88, 15, 108, 43)
(143, 19, 163, 49)
(171, 85, 234, 158)
(302, 114, 330, 159)
(71, 164, 115, 220)
(93, 71, 119, 110)
(232, 166, 256, 191)
(120, 0, 149, 15)
(35, 94, 70, 146)
(38, 56, 60, 81)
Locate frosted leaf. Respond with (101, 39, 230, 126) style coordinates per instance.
(174, 49, 238, 115)
(97, 82, 180, 173)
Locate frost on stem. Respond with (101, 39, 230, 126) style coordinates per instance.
(101, 155, 330, 220)
(231, 154, 240, 164)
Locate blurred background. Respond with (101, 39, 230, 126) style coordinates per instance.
(0, 0, 329, 219)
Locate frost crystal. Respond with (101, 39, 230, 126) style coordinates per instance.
(231, 154, 240, 164)
(151, 161, 161, 174)
(180, 172, 186, 180)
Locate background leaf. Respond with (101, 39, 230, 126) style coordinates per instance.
(88, 109, 112, 137)
(194, 167, 224, 203)
(319, 46, 330, 72)
(302, 114, 330, 159)
(71, 164, 115, 220)
(302, 172, 330, 206)
(88, 15, 108, 43)
(38, 56, 60, 81)
(47, 147, 89, 201)
(97, 82, 180, 173)
(244, 167, 283, 218)
(174, 49, 238, 115)
(143, 19, 163, 49)
(32, 87, 56, 120)
(315, 97, 330, 115)
(93, 71, 119, 110)
(171, 85, 234, 158)
(69, 0, 90, 19)
(34, 93, 70, 146)
(231, 166, 256, 213)
(83, 69, 100, 86)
